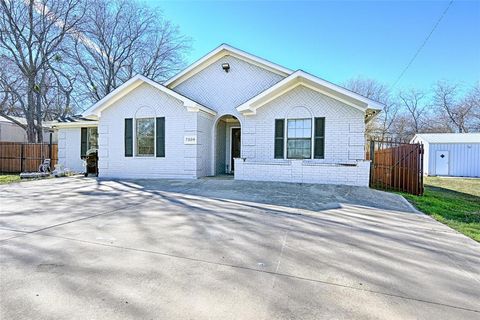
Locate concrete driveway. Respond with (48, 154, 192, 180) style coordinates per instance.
(0, 177, 479, 319)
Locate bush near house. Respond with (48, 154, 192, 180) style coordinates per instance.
(402, 177, 480, 242)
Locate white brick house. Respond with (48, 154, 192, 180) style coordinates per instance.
(54, 44, 382, 186)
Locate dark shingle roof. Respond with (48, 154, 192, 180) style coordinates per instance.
(56, 115, 96, 123)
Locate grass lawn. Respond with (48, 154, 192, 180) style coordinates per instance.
(0, 174, 21, 185)
(402, 177, 480, 242)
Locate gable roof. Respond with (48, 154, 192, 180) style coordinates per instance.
(236, 70, 384, 116)
(51, 115, 98, 128)
(82, 74, 216, 118)
(411, 133, 480, 144)
(164, 44, 293, 88)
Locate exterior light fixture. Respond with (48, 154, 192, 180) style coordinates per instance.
(222, 63, 230, 73)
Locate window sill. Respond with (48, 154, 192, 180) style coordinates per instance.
(127, 156, 165, 159)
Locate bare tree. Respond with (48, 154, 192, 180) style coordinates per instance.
(469, 84, 480, 131)
(389, 114, 412, 142)
(73, 0, 190, 104)
(37, 53, 79, 121)
(344, 77, 389, 102)
(0, 87, 27, 130)
(398, 89, 427, 134)
(459, 83, 479, 132)
(0, 56, 30, 130)
(0, 0, 86, 142)
(344, 77, 398, 140)
(432, 81, 478, 133)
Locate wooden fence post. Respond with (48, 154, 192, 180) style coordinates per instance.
(369, 140, 375, 187)
(20, 143, 24, 173)
(49, 132, 53, 160)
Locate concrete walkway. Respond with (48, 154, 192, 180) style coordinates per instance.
(0, 177, 479, 319)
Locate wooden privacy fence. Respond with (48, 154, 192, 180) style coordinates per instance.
(0, 142, 58, 173)
(366, 140, 424, 196)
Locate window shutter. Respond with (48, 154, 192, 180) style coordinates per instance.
(274, 119, 285, 159)
(125, 118, 133, 157)
(156, 117, 165, 157)
(314, 117, 325, 159)
(80, 127, 88, 157)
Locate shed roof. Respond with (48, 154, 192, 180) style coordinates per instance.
(412, 133, 480, 144)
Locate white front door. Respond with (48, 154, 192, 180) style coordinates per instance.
(435, 151, 449, 175)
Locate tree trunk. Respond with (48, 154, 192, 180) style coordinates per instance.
(26, 78, 37, 142)
(35, 89, 43, 143)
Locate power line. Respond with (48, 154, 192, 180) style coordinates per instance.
(391, 0, 454, 89)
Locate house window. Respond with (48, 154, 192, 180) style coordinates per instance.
(287, 119, 312, 159)
(87, 127, 98, 151)
(136, 118, 155, 156)
(81, 127, 98, 156)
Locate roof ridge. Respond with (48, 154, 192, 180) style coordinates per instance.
(164, 44, 293, 87)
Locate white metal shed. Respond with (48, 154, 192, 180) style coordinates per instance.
(411, 133, 480, 177)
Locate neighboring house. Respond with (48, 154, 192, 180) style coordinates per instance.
(53, 44, 382, 186)
(411, 133, 480, 177)
(0, 115, 57, 143)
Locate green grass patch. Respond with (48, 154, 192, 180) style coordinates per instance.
(0, 174, 21, 185)
(402, 177, 480, 242)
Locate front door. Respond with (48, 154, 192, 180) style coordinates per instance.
(231, 128, 241, 172)
(435, 150, 449, 175)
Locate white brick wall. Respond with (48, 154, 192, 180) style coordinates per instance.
(241, 85, 366, 163)
(196, 112, 215, 177)
(173, 54, 286, 176)
(62, 54, 370, 185)
(58, 127, 84, 172)
(173, 55, 285, 115)
(234, 159, 370, 187)
(234, 85, 370, 186)
(99, 83, 202, 179)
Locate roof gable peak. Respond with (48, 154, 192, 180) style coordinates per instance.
(236, 70, 384, 116)
(164, 44, 293, 88)
(82, 74, 216, 118)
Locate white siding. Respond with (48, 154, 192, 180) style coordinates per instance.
(58, 127, 84, 172)
(0, 122, 27, 142)
(0, 122, 56, 143)
(423, 142, 430, 176)
(428, 143, 480, 177)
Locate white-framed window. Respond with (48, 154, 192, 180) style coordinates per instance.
(274, 117, 325, 160)
(287, 118, 312, 159)
(135, 117, 155, 157)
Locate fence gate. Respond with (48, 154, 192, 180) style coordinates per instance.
(366, 140, 424, 196)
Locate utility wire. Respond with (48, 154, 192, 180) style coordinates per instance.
(391, 0, 454, 89)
